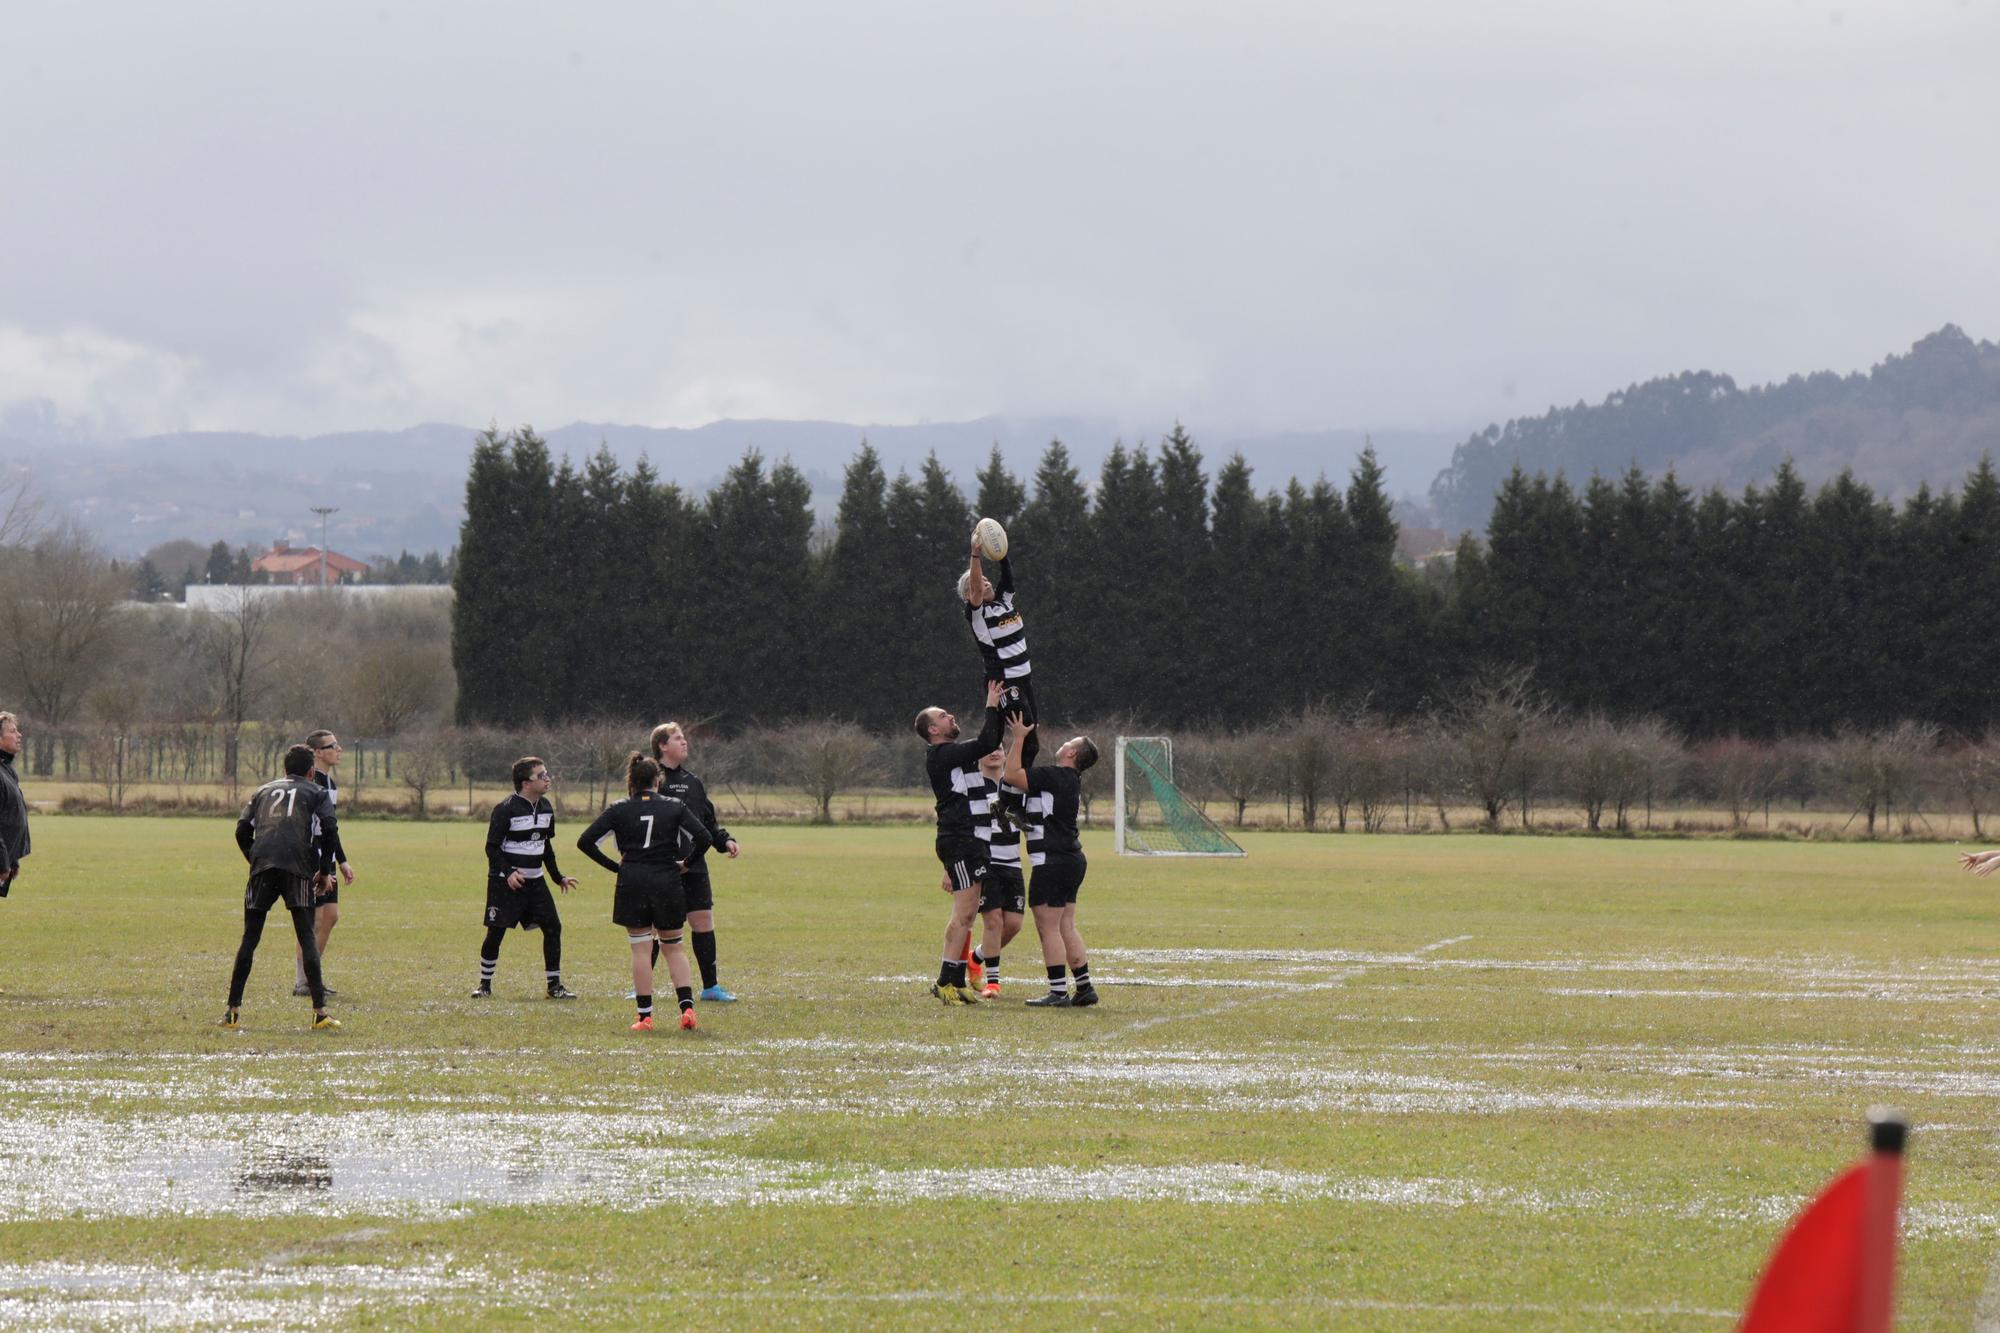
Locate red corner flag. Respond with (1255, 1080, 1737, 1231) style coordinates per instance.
(1740, 1110, 1907, 1333)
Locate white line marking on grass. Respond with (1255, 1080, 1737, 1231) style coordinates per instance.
(1976, 1246, 2000, 1332)
(703, 1290, 1736, 1319)
(1109, 934, 1470, 1037)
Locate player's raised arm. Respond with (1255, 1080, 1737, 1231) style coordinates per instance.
(1003, 714, 1035, 791)
(974, 678, 1004, 750)
(1959, 849, 2000, 876)
(966, 530, 988, 608)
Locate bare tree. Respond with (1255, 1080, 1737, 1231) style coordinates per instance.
(1943, 735, 2000, 838)
(765, 719, 879, 822)
(1410, 715, 1462, 830)
(1193, 728, 1270, 827)
(1447, 668, 1553, 829)
(343, 638, 454, 778)
(0, 522, 129, 773)
(1816, 722, 1939, 838)
(1274, 705, 1338, 828)
(0, 469, 45, 549)
(398, 728, 457, 818)
(183, 587, 276, 788)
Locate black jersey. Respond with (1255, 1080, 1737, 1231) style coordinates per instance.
(236, 776, 338, 879)
(0, 749, 28, 876)
(964, 557, 1031, 682)
(1023, 764, 1083, 864)
(576, 791, 711, 878)
(309, 767, 348, 865)
(926, 707, 1003, 839)
(659, 765, 731, 866)
(485, 792, 564, 881)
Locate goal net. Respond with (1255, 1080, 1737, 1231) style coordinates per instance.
(1114, 736, 1247, 857)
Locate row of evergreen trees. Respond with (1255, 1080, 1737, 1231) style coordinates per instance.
(452, 426, 2000, 736)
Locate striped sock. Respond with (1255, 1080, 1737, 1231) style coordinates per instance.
(1072, 963, 1091, 991)
(478, 958, 497, 987)
(1046, 965, 1068, 997)
(636, 994, 653, 1017)
(676, 986, 694, 1013)
(986, 955, 1000, 986)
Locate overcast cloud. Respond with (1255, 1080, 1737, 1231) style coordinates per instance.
(2, 0, 1996, 443)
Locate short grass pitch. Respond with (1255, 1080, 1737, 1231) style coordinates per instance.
(1, 818, 1998, 1329)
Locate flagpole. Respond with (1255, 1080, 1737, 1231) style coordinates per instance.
(1857, 1107, 1906, 1333)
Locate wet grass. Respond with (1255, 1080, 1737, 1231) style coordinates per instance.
(0, 817, 1997, 1327)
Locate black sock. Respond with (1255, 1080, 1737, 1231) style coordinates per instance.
(1072, 963, 1091, 991)
(651, 940, 660, 969)
(1046, 965, 1068, 996)
(676, 986, 694, 1012)
(691, 929, 719, 989)
(636, 994, 653, 1016)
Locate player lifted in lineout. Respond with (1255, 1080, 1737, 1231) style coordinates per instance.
(474, 756, 579, 1000)
(962, 518, 1038, 771)
(220, 744, 343, 1031)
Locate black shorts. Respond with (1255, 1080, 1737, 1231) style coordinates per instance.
(682, 866, 714, 914)
(1029, 854, 1087, 908)
(485, 874, 561, 932)
(936, 836, 988, 893)
(613, 869, 686, 933)
(245, 867, 315, 913)
(981, 863, 1026, 915)
(313, 878, 338, 907)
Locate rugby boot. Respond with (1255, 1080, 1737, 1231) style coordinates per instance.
(679, 1008, 699, 1031)
(546, 982, 578, 1000)
(630, 1014, 655, 1032)
(1024, 990, 1072, 1007)
(966, 953, 984, 987)
(216, 1009, 241, 1030)
(931, 982, 974, 1006)
(699, 985, 737, 1002)
(1070, 985, 1100, 1008)
(981, 982, 1001, 1000)
(310, 1014, 342, 1031)
(471, 982, 492, 999)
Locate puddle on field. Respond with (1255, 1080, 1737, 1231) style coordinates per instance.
(0, 1259, 503, 1330)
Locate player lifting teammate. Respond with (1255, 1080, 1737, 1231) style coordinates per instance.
(1004, 718, 1100, 1007)
(649, 722, 742, 1002)
(220, 744, 342, 1031)
(916, 678, 1004, 1003)
(474, 756, 579, 999)
(967, 741, 1028, 999)
(577, 753, 711, 1031)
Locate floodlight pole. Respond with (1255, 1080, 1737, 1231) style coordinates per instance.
(310, 506, 339, 587)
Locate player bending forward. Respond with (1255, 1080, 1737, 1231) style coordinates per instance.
(1004, 719, 1100, 1008)
(220, 744, 342, 1031)
(577, 753, 711, 1031)
(474, 756, 579, 999)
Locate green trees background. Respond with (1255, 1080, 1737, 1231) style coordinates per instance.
(452, 425, 2000, 738)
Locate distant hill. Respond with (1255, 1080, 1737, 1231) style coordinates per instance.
(1428, 325, 2000, 533)
(0, 414, 1457, 558)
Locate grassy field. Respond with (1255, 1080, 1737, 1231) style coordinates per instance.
(0, 817, 1997, 1328)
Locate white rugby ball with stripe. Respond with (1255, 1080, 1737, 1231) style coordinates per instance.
(975, 516, 1008, 560)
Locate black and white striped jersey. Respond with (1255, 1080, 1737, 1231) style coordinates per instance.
(964, 557, 1031, 682)
(975, 778, 1026, 870)
(485, 793, 564, 881)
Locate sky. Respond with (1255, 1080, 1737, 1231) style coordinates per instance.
(2, 0, 1997, 446)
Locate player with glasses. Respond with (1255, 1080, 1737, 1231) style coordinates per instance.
(475, 756, 579, 999)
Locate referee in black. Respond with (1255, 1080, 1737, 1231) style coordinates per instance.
(221, 744, 341, 1031)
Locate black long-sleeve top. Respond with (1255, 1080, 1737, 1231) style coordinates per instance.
(925, 706, 1003, 838)
(309, 767, 348, 865)
(575, 791, 711, 879)
(659, 765, 731, 868)
(0, 750, 30, 875)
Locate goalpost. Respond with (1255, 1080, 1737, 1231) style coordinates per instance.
(1113, 736, 1247, 857)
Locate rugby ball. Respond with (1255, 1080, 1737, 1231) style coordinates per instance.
(975, 516, 1008, 561)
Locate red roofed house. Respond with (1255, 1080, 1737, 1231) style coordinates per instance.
(252, 540, 370, 586)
